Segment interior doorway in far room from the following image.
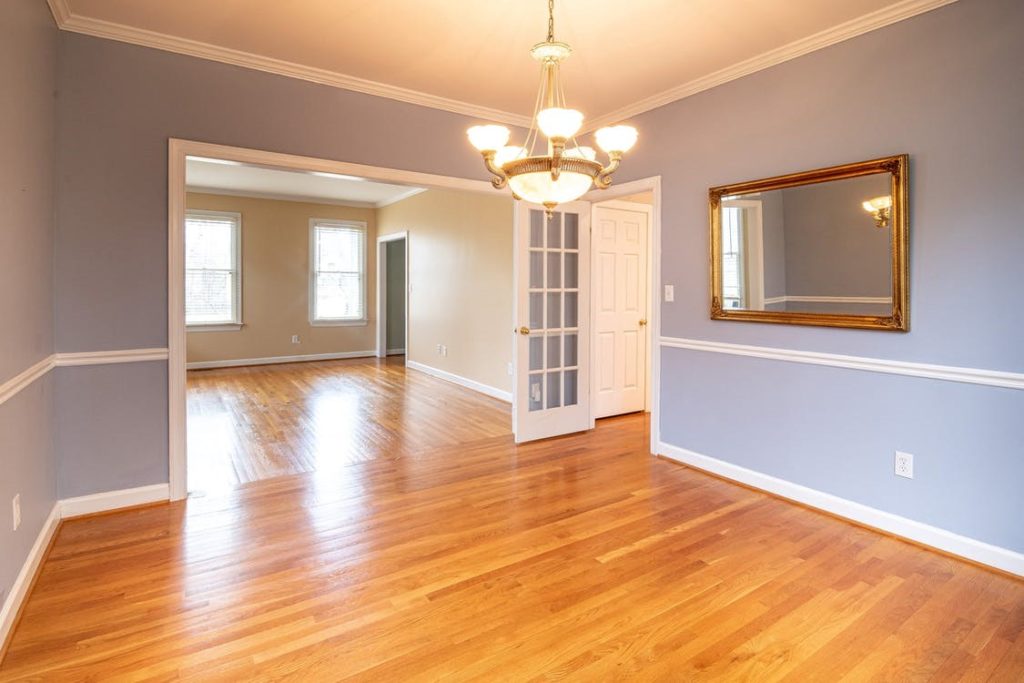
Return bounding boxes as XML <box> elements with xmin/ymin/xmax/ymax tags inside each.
<box><xmin>377</xmin><ymin>233</ymin><xmax>408</xmax><ymax>361</ymax></box>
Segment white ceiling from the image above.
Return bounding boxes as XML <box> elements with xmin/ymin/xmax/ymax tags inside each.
<box><xmin>186</xmin><ymin>157</ymin><xmax>426</xmax><ymax>208</ymax></box>
<box><xmin>52</xmin><ymin>0</ymin><xmax>956</xmax><ymax>129</ymax></box>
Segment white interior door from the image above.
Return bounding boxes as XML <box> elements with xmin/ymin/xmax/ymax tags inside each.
<box><xmin>593</xmin><ymin>204</ymin><xmax>649</xmax><ymax>418</ymax></box>
<box><xmin>513</xmin><ymin>202</ymin><xmax>591</xmax><ymax>443</ymax></box>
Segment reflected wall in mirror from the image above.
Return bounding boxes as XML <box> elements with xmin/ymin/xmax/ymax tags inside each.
<box><xmin>710</xmin><ymin>155</ymin><xmax>908</xmax><ymax>331</ymax></box>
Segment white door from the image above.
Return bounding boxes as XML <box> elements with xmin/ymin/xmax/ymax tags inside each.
<box><xmin>593</xmin><ymin>204</ymin><xmax>649</xmax><ymax>418</ymax></box>
<box><xmin>513</xmin><ymin>202</ymin><xmax>591</xmax><ymax>443</ymax></box>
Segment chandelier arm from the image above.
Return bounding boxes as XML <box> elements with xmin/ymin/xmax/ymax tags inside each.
<box><xmin>594</xmin><ymin>152</ymin><xmax>623</xmax><ymax>189</ymax></box>
<box><xmin>481</xmin><ymin>151</ymin><xmax>509</xmax><ymax>189</ymax></box>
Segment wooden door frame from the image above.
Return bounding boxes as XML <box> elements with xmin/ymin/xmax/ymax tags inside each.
<box><xmin>168</xmin><ymin>138</ymin><xmax>501</xmax><ymax>501</ymax></box>
<box><xmin>375</xmin><ymin>232</ymin><xmax>409</xmax><ymax>358</ymax></box>
<box><xmin>584</xmin><ymin>177</ymin><xmax>662</xmax><ymax>456</ymax></box>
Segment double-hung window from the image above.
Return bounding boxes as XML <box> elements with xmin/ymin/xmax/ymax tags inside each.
<box><xmin>185</xmin><ymin>210</ymin><xmax>242</xmax><ymax>328</ymax></box>
<box><xmin>310</xmin><ymin>219</ymin><xmax>367</xmax><ymax>324</ymax></box>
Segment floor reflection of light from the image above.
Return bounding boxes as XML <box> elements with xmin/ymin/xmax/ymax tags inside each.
<box><xmin>187</xmin><ymin>411</ymin><xmax>242</xmax><ymax>495</ymax></box>
<box><xmin>305</xmin><ymin>392</ymin><xmax>371</xmax><ymax>532</ymax></box>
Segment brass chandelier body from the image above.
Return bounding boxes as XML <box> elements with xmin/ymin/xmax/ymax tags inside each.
<box><xmin>467</xmin><ymin>0</ymin><xmax>638</xmax><ymax>213</ymax></box>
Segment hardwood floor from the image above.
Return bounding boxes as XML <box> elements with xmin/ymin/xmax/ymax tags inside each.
<box><xmin>3</xmin><ymin>362</ymin><xmax>1024</xmax><ymax>680</ymax></box>
<box><xmin>186</xmin><ymin>356</ymin><xmax>510</xmax><ymax>492</ymax></box>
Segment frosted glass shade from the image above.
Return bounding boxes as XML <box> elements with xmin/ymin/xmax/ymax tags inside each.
<box><xmin>862</xmin><ymin>196</ymin><xmax>892</xmax><ymax>212</ymax></box>
<box><xmin>537</xmin><ymin>108</ymin><xmax>584</xmax><ymax>140</ymax></box>
<box><xmin>595</xmin><ymin>125</ymin><xmax>638</xmax><ymax>154</ymax></box>
<box><xmin>494</xmin><ymin>145</ymin><xmax>526</xmax><ymax>168</ymax></box>
<box><xmin>508</xmin><ymin>170</ymin><xmax>593</xmax><ymax>206</ymax></box>
<box><xmin>467</xmin><ymin>125</ymin><xmax>511</xmax><ymax>152</ymax></box>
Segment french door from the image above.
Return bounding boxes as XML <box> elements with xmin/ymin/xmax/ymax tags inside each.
<box><xmin>513</xmin><ymin>202</ymin><xmax>591</xmax><ymax>443</ymax></box>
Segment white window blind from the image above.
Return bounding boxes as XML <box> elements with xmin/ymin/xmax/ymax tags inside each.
<box><xmin>721</xmin><ymin>206</ymin><xmax>744</xmax><ymax>309</ymax></box>
<box><xmin>311</xmin><ymin>221</ymin><xmax>366</xmax><ymax>322</ymax></box>
<box><xmin>185</xmin><ymin>211</ymin><xmax>241</xmax><ymax>325</ymax></box>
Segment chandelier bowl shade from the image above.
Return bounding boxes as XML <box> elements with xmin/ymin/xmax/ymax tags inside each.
<box><xmin>467</xmin><ymin>125</ymin><xmax>511</xmax><ymax>152</ymax></box>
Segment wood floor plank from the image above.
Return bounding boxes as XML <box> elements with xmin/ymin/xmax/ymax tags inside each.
<box><xmin>2</xmin><ymin>359</ymin><xmax>1022</xmax><ymax>680</ymax></box>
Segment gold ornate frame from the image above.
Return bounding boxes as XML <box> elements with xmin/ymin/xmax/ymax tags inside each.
<box><xmin>709</xmin><ymin>154</ymin><xmax>909</xmax><ymax>331</ymax></box>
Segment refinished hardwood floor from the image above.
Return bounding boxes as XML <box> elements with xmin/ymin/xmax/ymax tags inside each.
<box><xmin>2</xmin><ymin>360</ymin><xmax>1023</xmax><ymax>680</ymax></box>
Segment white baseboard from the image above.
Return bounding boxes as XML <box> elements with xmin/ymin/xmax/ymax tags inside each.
<box><xmin>186</xmin><ymin>350</ymin><xmax>375</xmax><ymax>370</ymax></box>
<box><xmin>405</xmin><ymin>360</ymin><xmax>512</xmax><ymax>403</ymax></box>
<box><xmin>59</xmin><ymin>483</ymin><xmax>170</xmax><ymax>518</ymax></box>
<box><xmin>386</xmin><ymin>348</ymin><xmax>406</xmax><ymax>356</ymax></box>
<box><xmin>0</xmin><ymin>503</ymin><xmax>60</xmax><ymax>651</ymax></box>
<box><xmin>658</xmin><ymin>441</ymin><xmax>1024</xmax><ymax>577</ymax></box>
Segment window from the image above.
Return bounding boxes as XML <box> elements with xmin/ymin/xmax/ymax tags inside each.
<box><xmin>721</xmin><ymin>206</ymin><xmax>745</xmax><ymax>309</ymax></box>
<box><xmin>185</xmin><ymin>211</ymin><xmax>241</xmax><ymax>327</ymax></box>
<box><xmin>310</xmin><ymin>220</ymin><xmax>366</xmax><ymax>324</ymax></box>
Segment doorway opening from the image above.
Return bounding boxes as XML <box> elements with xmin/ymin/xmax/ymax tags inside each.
<box><xmin>376</xmin><ymin>233</ymin><xmax>408</xmax><ymax>361</ymax></box>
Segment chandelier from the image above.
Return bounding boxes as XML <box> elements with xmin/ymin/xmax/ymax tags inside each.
<box><xmin>466</xmin><ymin>0</ymin><xmax>638</xmax><ymax>214</ymax></box>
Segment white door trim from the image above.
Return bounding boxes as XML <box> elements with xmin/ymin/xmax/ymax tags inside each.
<box><xmin>376</xmin><ymin>231</ymin><xmax>409</xmax><ymax>359</ymax></box>
<box><xmin>585</xmin><ymin>177</ymin><xmax>662</xmax><ymax>455</ymax></box>
<box><xmin>168</xmin><ymin>139</ymin><xmax>503</xmax><ymax>501</ymax></box>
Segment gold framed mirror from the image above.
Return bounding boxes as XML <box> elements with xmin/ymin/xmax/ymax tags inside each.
<box><xmin>709</xmin><ymin>154</ymin><xmax>909</xmax><ymax>331</ymax></box>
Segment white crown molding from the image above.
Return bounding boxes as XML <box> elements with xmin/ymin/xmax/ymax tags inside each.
<box><xmin>660</xmin><ymin>336</ymin><xmax>1024</xmax><ymax>391</ymax></box>
<box><xmin>585</xmin><ymin>0</ymin><xmax>960</xmax><ymax>131</ymax></box>
<box><xmin>658</xmin><ymin>441</ymin><xmax>1024</xmax><ymax>576</ymax></box>
<box><xmin>49</xmin><ymin>0</ymin><xmax>956</xmax><ymax>134</ymax></box>
<box><xmin>186</xmin><ymin>350</ymin><xmax>376</xmax><ymax>370</ymax></box>
<box><xmin>186</xmin><ymin>186</ymin><xmax>379</xmax><ymax>209</ymax></box>
<box><xmin>54</xmin><ymin>348</ymin><xmax>170</xmax><ymax>366</ymax></box>
<box><xmin>0</xmin><ymin>356</ymin><xmax>54</xmax><ymax>407</ymax></box>
<box><xmin>46</xmin><ymin>1</ymin><xmax>531</xmax><ymax>129</ymax></box>
<box><xmin>406</xmin><ymin>360</ymin><xmax>512</xmax><ymax>403</ymax></box>
<box><xmin>375</xmin><ymin>187</ymin><xmax>429</xmax><ymax>208</ymax></box>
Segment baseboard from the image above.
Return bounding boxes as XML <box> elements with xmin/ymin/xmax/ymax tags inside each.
<box><xmin>0</xmin><ymin>503</ymin><xmax>60</xmax><ymax>655</ymax></box>
<box><xmin>386</xmin><ymin>348</ymin><xmax>406</xmax><ymax>356</ymax></box>
<box><xmin>405</xmin><ymin>360</ymin><xmax>512</xmax><ymax>403</ymax></box>
<box><xmin>658</xmin><ymin>441</ymin><xmax>1024</xmax><ymax>577</ymax></box>
<box><xmin>186</xmin><ymin>350</ymin><xmax>375</xmax><ymax>370</ymax></box>
<box><xmin>59</xmin><ymin>483</ymin><xmax>170</xmax><ymax>518</ymax></box>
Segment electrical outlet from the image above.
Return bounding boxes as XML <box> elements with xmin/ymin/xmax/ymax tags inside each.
<box><xmin>894</xmin><ymin>451</ymin><xmax>914</xmax><ymax>479</ymax></box>
<box><xmin>664</xmin><ymin>284</ymin><xmax>675</xmax><ymax>302</ymax></box>
<box><xmin>441</xmin><ymin>345</ymin><xmax>448</xmax><ymax>357</ymax></box>
<box><xmin>436</xmin><ymin>343</ymin><xmax>443</xmax><ymax>355</ymax></box>
<box><xmin>291</xmin><ymin>335</ymin><xmax>300</xmax><ymax>344</ymax></box>
<box><xmin>12</xmin><ymin>494</ymin><xmax>20</xmax><ymax>531</ymax></box>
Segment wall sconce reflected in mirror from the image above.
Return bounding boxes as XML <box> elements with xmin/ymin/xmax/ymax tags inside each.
<box><xmin>862</xmin><ymin>195</ymin><xmax>892</xmax><ymax>228</ymax></box>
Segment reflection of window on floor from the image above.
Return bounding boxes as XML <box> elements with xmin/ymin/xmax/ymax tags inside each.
<box><xmin>185</xmin><ymin>210</ymin><xmax>241</xmax><ymax>326</ymax></box>
<box><xmin>310</xmin><ymin>219</ymin><xmax>367</xmax><ymax>324</ymax></box>
<box><xmin>721</xmin><ymin>206</ymin><xmax>744</xmax><ymax>309</ymax></box>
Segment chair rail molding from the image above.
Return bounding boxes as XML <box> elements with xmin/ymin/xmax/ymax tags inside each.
<box><xmin>660</xmin><ymin>337</ymin><xmax>1024</xmax><ymax>391</ymax></box>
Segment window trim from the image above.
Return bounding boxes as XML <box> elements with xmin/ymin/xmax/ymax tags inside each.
<box><xmin>185</xmin><ymin>209</ymin><xmax>243</xmax><ymax>330</ymax></box>
<box><xmin>309</xmin><ymin>218</ymin><xmax>368</xmax><ymax>326</ymax></box>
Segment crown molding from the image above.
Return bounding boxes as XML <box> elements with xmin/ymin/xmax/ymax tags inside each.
<box><xmin>45</xmin><ymin>0</ymin><xmax>531</xmax><ymax>129</ymax></box>
<box><xmin>49</xmin><ymin>0</ymin><xmax>957</xmax><ymax>134</ymax></box>
<box><xmin>585</xmin><ymin>0</ymin><xmax>960</xmax><ymax>131</ymax></box>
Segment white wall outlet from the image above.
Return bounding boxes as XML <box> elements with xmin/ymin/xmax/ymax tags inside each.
<box><xmin>291</xmin><ymin>335</ymin><xmax>300</xmax><ymax>344</ymax></box>
<box><xmin>436</xmin><ymin>343</ymin><xmax>443</xmax><ymax>356</ymax></box>
<box><xmin>12</xmin><ymin>494</ymin><xmax>20</xmax><ymax>531</ymax></box>
<box><xmin>664</xmin><ymin>284</ymin><xmax>675</xmax><ymax>302</ymax></box>
<box><xmin>895</xmin><ymin>451</ymin><xmax>914</xmax><ymax>479</ymax></box>
<box><xmin>441</xmin><ymin>345</ymin><xmax>448</xmax><ymax>357</ymax></box>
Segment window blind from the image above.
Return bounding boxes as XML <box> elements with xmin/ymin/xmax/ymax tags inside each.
<box><xmin>185</xmin><ymin>212</ymin><xmax>240</xmax><ymax>325</ymax></box>
<box><xmin>312</xmin><ymin>223</ymin><xmax>365</xmax><ymax>321</ymax></box>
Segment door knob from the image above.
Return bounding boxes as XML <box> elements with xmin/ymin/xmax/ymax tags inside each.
<box><xmin>518</xmin><ymin>326</ymin><xmax>531</xmax><ymax>335</ymax></box>
<box><xmin>639</xmin><ymin>319</ymin><xmax>648</xmax><ymax>327</ymax></box>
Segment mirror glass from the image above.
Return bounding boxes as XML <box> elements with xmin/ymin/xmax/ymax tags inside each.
<box><xmin>719</xmin><ymin>173</ymin><xmax>892</xmax><ymax>316</ymax></box>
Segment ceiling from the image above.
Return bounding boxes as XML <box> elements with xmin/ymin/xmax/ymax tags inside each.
<box><xmin>53</xmin><ymin>0</ymin><xmax>955</xmax><ymax>129</ymax></box>
<box><xmin>186</xmin><ymin>157</ymin><xmax>426</xmax><ymax>208</ymax></box>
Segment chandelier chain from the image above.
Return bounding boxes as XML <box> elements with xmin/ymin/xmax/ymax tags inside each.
<box><xmin>547</xmin><ymin>0</ymin><xmax>555</xmax><ymax>42</ymax></box>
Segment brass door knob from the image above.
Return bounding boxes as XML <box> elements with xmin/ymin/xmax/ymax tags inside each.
<box><xmin>518</xmin><ymin>326</ymin><xmax>531</xmax><ymax>335</ymax></box>
<box><xmin>639</xmin><ymin>319</ymin><xmax>648</xmax><ymax>327</ymax></box>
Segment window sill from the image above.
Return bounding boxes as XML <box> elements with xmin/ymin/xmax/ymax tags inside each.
<box><xmin>187</xmin><ymin>323</ymin><xmax>243</xmax><ymax>333</ymax></box>
<box><xmin>310</xmin><ymin>319</ymin><xmax>368</xmax><ymax>327</ymax></box>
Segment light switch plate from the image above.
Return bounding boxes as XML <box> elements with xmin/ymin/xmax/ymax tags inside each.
<box><xmin>664</xmin><ymin>285</ymin><xmax>675</xmax><ymax>302</ymax></box>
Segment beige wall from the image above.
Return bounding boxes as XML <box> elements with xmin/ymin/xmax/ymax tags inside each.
<box><xmin>185</xmin><ymin>193</ymin><xmax>376</xmax><ymax>363</ymax></box>
<box><xmin>377</xmin><ymin>189</ymin><xmax>514</xmax><ymax>393</ymax></box>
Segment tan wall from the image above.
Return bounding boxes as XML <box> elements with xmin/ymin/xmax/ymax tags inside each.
<box><xmin>377</xmin><ymin>189</ymin><xmax>513</xmax><ymax>393</ymax></box>
<box><xmin>185</xmin><ymin>193</ymin><xmax>376</xmax><ymax>363</ymax></box>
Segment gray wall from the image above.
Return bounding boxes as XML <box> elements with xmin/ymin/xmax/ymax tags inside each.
<box><xmin>54</xmin><ymin>31</ymin><xmax>518</xmax><ymax>495</ymax></box>
<box><xmin>619</xmin><ymin>0</ymin><xmax>1024</xmax><ymax>551</ymax></box>
<box><xmin>386</xmin><ymin>240</ymin><xmax>406</xmax><ymax>351</ymax></box>
<box><xmin>760</xmin><ymin>191</ymin><xmax>786</xmax><ymax>301</ymax></box>
<box><xmin>0</xmin><ymin>0</ymin><xmax>57</xmax><ymax>607</ymax></box>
